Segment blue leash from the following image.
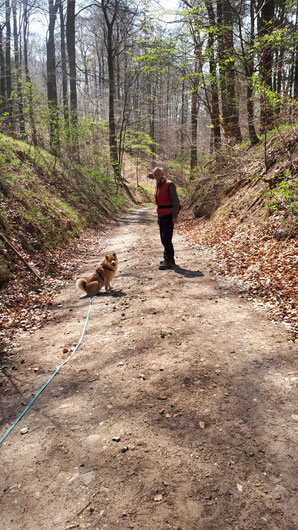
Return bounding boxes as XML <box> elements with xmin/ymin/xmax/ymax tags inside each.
<box><xmin>0</xmin><ymin>296</ymin><xmax>94</xmax><ymax>446</ymax></box>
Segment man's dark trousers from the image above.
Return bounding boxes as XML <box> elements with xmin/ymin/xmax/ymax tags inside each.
<box><xmin>158</xmin><ymin>214</ymin><xmax>174</xmax><ymax>262</ymax></box>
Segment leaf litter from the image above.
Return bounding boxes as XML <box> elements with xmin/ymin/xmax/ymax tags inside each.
<box><xmin>179</xmin><ymin>214</ymin><xmax>297</xmax><ymax>341</ymax></box>
<box><xmin>0</xmin><ymin>225</ymin><xmax>113</xmax><ymax>356</ymax></box>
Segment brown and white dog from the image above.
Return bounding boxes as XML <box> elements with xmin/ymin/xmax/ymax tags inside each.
<box><xmin>76</xmin><ymin>252</ymin><xmax>118</xmax><ymax>296</ymax></box>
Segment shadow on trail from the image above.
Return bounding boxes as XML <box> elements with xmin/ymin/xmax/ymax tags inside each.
<box><xmin>120</xmin><ymin>216</ymin><xmax>154</xmax><ymax>226</ymax></box>
<box><xmin>99</xmin><ymin>289</ymin><xmax>127</xmax><ymax>298</ymax></box>
<box><xmin>173</xmin><ymin>265</ymin><xmax>204</xmax><ymax>278</ymax></box>
<box><xmin>78</xmin><ymin>289</ymin><xmax>126</xmax><ymax>299</ymax></box>
<box><xmin>74</xmin><ymin>289</ymin><xmax>127</xmax><ymax>303</ymax></box>
<box><xmin>118</xmin><ymin>210</ymin><xmax>155</xmax><ymax>226</ymax></box>
<box><xmin>0</xmin><ymin>366</ymin><xmax>24</xmax><ymax>398</ymax></box>
<box><xmin>2</xmin><ymin>318</ymin><xmax>296</xmax><ymax>529</ymax></box>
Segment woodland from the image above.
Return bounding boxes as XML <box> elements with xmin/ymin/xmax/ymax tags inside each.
<box><xmin>0</xmin><ymin>2</ymin><xmax>298</xmax><ymax>528</ymax></box>
<box><xmin>0</xmin><ymin>0</ymin><xmax>297</xmax><ymax>337</ymax></box>
<box><xmin>0</xmin><ymin>0</ymin><xmax>297</xmax><ymax>176</ymax></box>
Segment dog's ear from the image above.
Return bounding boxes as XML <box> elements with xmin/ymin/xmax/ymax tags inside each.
<box><xmin>105</xmin><ymin>255</ymin><xmax>109</xmax><ymax>261</ymax></box>
<box><xmin>113</xmin><ymin>252</ymin><xmax>116</xmax><ymax>257</ymax></box>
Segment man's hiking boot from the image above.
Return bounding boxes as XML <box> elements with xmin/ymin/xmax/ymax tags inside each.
<box><xmin>159</xmin><ymin>260</ymin><xmax>173</xmax><ymax>270</ymax></box>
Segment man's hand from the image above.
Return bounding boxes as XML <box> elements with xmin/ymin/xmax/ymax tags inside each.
<box><xmin>172</xmin><ymin>218</ymin><xmax>178</xmax><ymax>228</ymax></box>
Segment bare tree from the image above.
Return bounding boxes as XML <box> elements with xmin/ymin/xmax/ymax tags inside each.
<box><xmin>12</xmin><ymin>0</ymin><xmax>25</xmax><ymax>137</ymax></box>
<box><xmin>47</xmin><ymin>0</ymin><xmax>60</xmax><ymax>153</ymax></box>
<box><xmin>5</xmin><ymin>0</ymin><xmax>12</xmax><ymax>129</ymax></box>
<box><xmin>59</xmin><ymin>0</ymin><xmax>69</xmax><ymax>126</ymax></box>
<box><xmin>23</xmin><ymin>0</ymin><xmax>37</xmax><ymax>145</ymax></box>
<box><xmin>66</xmin><ymin>0</ymin><xmax>79</xmax><ymax>159</ymax></box>
<box><xmin>0</xmin><ymin>23</ymin><xmax>6</xmax><ymax>120</ymax></box>
<box><xmin>258</xmin><ymin>0</ymin><xmax>274</xmax><ymax>132</ymax></box>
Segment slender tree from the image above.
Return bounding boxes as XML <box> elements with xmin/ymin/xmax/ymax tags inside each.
<box><xmin>47</xmin><ymin>0</ymin><xmax>60</xmax><ymax>153</ymax></box>
<box><xmin>205</xmin><ymin>0</ymin><xmax>221</xmax><ymax>151</ymax></box>
<box><xmin>0</xmin><ymin>24</ymin><xmax>6</xmax><ymax>120</ymax></box>
<box><xmin>5</xmin><ymin>0</ymin><xmax>12</xmax><ymax>129</ymax></box>
<box><xmin>258</xmin><ymin>0</ymin><xmax>275</xmax><ymax>132</ymax></box>
<box><xmin>237</xmin><ymin>0</ymin><xmax>259</xmax><ymax>145</ymax></box>
<box><xmin>12</xmin><ymin>0</ymin><xmax>25</xmax><ymax>137</ymax></box>
<box><xmin>59</xmin><ymin>0</ymin><xmax>69</xmax><ymax>126</ymax></box>
<box><xmin>294</xmin><ymin>5</ymin><xmax>298</xmax><ymax>101</ymax></box>
<box><xmin>23</xmin><ymin>0</ymin><xmax>37</xmax><ymax>145</ymax></box>
<box><xmin>66</xmin><ymin>0</ymin><xmax>79</xmax><ymax>159</ymax></box>
<box><xmin>218</xmin><ymin>0</ymin><xmax>242</xmax><ymax>143</ymax></box>
<box><xmin>101</xmin><ymin>0</ymin><xmax>121</xmax><ymax>182</ymax></box>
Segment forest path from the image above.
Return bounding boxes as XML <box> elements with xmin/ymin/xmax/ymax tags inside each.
<box><xmin>0</xmin><ymin>207</ymin><xmax>297</xmax><ymax>530</ymax></box>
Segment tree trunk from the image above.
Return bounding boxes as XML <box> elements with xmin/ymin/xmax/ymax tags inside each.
<box><xmin>102</xmin><ymin>0</ymin><xmax>120</xmax><ymax>182</ymax></box>
<box><xmin>190</xmin><ymin>86</ymin><xmax>199</xmax><ymax>180</ymax></box>
<box><xmin>150</xmin><ymin>76</ymin><xmax>156</xmax><ymax>161</ymax></box>
<box><xmin>80</xmin><ymin>45</ymin><xmax>89</xmax><ymax>97</ymax></box>
<box><xmin>5</xmin><ymin>0</ymin><xmax>12</xmax><ymax>131</ymax></box>
<box><xmin>0</xmin><ymin>26</ymin><xmax>6</xmax><ymax>120</ymax></box>
<box><xmin>180</xmin><ymin>78</ymin><xmax>187</xmax><ymax>153</ymax></box>
<box><xmin>23</xmin><ymin>0</ymin><xmax>37</xmax><ymax>145</ymax></box>
<box><xmin>246</xmin><ymin>0</ymin><xmax>259</xmax><ymax>145</ymax></box>
<box><xmin>95</xmin><ymin>41</ymin><xmax>102</xmax><ymax>117</ymax></box>
<box><xmin>247</xmin><ymin>82</ymin><xmax>259</xmax><ymax>145</ymax></box>
<box><xmin>294</xmin><ymin>7</ymin><xmax>298</xmax><ymax>101</ymax></box>
<box><xmin>47</xmin><ymin>0</ymin><xmax>59</xmax><ymax>154</ymax></box>
<box><xmin>258</xmin><ymin>0</ymin><xmax>274</xmax><ymax>132</ymax></box>
<box><xmin>217</xmin><ymin>0</ymin><xmax>229</xmax><ymax>141</ymax></box>
<box><xmin>107</xmin><ymin>22</ymin><xmax>120</xmax><ymax>180</ymax></box>
<box><xmin>116</xmin><ymin>26</ymin><xmax>121</xmax><ymax>101</ymax></box>
<box><xmin>205</xmin><ymin>0</ymin><xmax>221</xmax><ymax>151</ymax></box>
<box><xmin>217</xmin><ymin>0</ymin><xmax>242</xmax><ymax>144</ymax></box>
<box><xmin>59</xmin><ymin>0</ymin><xmax>69</xmax><ymax>126</ymax></box>
<box><xmin>66</xmin><ymin>0</ymin><xmax>79</xmax><ymax>160</ymax></box>
<box><xmin>13</xmin><ymin>0</ymin><xmax>25</xmax><ymax>138</ymax></box>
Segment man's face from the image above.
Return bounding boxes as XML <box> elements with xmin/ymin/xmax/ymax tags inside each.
<box><xmin>153</xmin><ymin>170</ymin><xmax>164</xmax><ymax>183</ymax></box>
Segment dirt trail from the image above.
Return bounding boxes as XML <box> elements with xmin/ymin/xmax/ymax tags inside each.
<box><xmin>0</xmin><ymin>207</ymin><xmax>297</xmax><ymax>530</ymax></box>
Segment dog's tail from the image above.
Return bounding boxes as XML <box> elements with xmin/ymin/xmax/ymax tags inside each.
<box><xmin>76</xmin><ymin>278</ymin><xmax>87</xmax><ymax>292</ymax></box>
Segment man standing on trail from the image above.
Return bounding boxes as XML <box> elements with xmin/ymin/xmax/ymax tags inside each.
<box><xmin>153</xmin><ymin>167</ymin><xmax>180</xmax><ymax>270</ymax></box>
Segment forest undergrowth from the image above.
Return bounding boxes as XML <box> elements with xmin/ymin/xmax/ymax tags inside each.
<box><xmin>179</xmin><ymin>125</ymin><xmax>298</xmax><ymax>341</ymax></box>
<box><xmin>179</xmin><ymin>215</ymin><xmax>297</xmax><ymax>341</ymax></box>
<box><xmin>0</xmin><ymin>225</ymin><xmax>114</xmax><ymax>357</ymax></box>
<box><xmin>0</xmin><ymin>135</ymin><xmax>150</xmax><ymax>357</ymax></box>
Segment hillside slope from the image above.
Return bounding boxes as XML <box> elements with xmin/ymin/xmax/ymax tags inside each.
<box><xmin>179</xmin><ymin>125</ymin><xmax>298</xmax><ymax>340</ymax></box>
<box><xmin>0</xmin><ymin>135</ymin><xmax>150</xmax><ymax>286</ymax></box>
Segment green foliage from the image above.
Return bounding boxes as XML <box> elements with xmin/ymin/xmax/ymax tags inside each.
<box><xmin>0</xmin><ymin>134</ymin><xmax>134</xmax><ymax>260</ymax></box>
<box><xmin>80</xmin><ymin>165</ymin><xmax>124</xmax><ymax>214</ymax></box>
<box><xmin>256</xmin><ymin>27</ymin><xmax>296</xmax><ymax>50</ymax></box>
<box><xmin>252</xmin><ymin>74</ymin><xmax>298</xmax><ymax>116</ymax></box>
<box><xmin>137</xmin><ymin>184</ymin><xmax>154</xmax><ymax>200</ymax></box>
<box><xmin>78</xmin><ymin>117</ymin><xmax>110</xmax><ymax>170</ymax></box>
<box><xmin>168</xmin><ymin>153</ymin><xmax>188</xmax><ymax>171</ymax></box>
<box><xmin>168</xmin><ymin>154</ymin><xmax>190</xmax><ymax>185</ymax></box>
<box><xmin>266</xmin><ymin>170</ymin><xmax>298</xmax><ymax>216</ymax></box>
<box><xmin>122</xmin><ymin>129</ymin><xmax>155</xmax><ymax>157</ymax></box>
<box><xmin>257</xmin><ymin>124</ymin><xmax>294</xmax><ymax>144</ymax></box>
<box><xmin>131</xmin><ymin>32</ymin><xmax>177</xmax><ymax>74</ymax></box>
